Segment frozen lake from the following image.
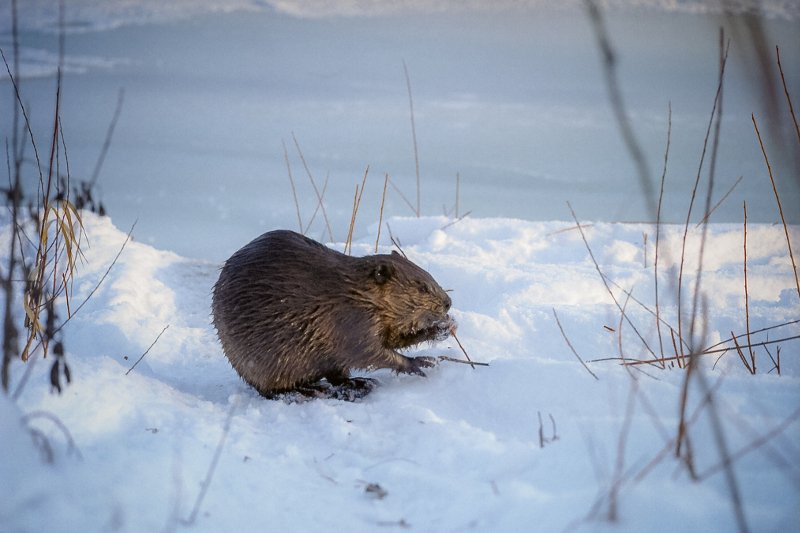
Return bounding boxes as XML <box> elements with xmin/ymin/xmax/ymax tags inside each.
<box><xmin>1</xmin><ymin>2</ymin><xmax>798</xmax><ymax>260</ymax></box>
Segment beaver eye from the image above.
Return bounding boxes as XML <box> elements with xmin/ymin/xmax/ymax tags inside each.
<box><xmin>419</xmin><ymin>284</ymin><xmax>430</xmax><ymax>294</ymax></box>
<box><xmin>373</xmin><ymin>264</ymin><xmax>393</xmax><ymax>285</ymax></box>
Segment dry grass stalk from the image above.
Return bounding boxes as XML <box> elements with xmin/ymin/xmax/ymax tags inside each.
<box><xmin>440</xmin><ymin>210</ymin><xmax>472</xmax><ymax>231</ymax></box>
<box><xmin>585</xmin><ymin>0</ymin><xmax>657</xmax><ymax>213</ymax></box>
<box><xmin>697</xmin><ymin>406</ymin><xmax>800</xmax><ymax>482</ymax></box>
<box><xmin>292</xmin><ymin>133</ymin><xmax>333</xmax><ymax>241</ymax></box>
<box><xmin>763</xmin><ymin>344</ymin><xmax>781</xmax><ymax>375</ymax></box>
<box><xmin>304</xmin><ymin>172</ymin><xmax>329</xmax><ymax>236</ymax></box>
<box><xmin>455</xmin><ymin>172</ymin><xmax>460</xmax><ymax>219</ymax></box>
<box><xmin>552</xmin><ymin>307</ymin><xmax>599</xmax><ymax>380</ymax></box>
<box><xmin>608</xmin><ymin>378</ymin><xmax>637</xmax><ymax>522</ymax></box>
<box><xmin>696</xmin><ymin>175</ymin><xmax>744</xmax><ymax>227</ymax></box>
<box><xmin>567</xmin><ymin>202</ymin><xmax>658</xmax><ymax>362</ymax></box>
<box><xmin>451</xmin><ymin>331</ymin><xmax>476</xmax><ymax>370</ymax></box>
<box><xmin>345</xmin><ymin>166</ymin><xmax>370</xmax><ymax>255</ymax></box>
<box><xmin>183</xmin><ymin>399</ymin><xmax>238</xmax><ymax>526</ymax></box>
<box><xmin>89</xmin><ymin>88</ymin><xmax>124</xmax><ymax>188</ymax></box>
<box><xmin>677</xmin><ymin>38</ymin><xmax>728</xmax><ymax>362</ymax></box>
<box><xmin>282</xmin><ymin>139</ymin><xmax>303</xmax><ymax>233</ymax></box>
<box><xmin>437</xmin><ymin>355</ymin><xmax>488</xmax><ymax>367</ymax></box>
<box><xmin>403</xmin><ymin>60</ymin><xmax>421</xmax><ymax>217</ymax></box>
<box><xmin>742</xmin><ymin>201</ymin><xmax>756</xmax><ymax>373</ymax></box>
<box><xmin>731</xmin><ymin>332</ymin><xmax>754</xmax><ymax>374</ymax></box>
<box><xmin>591</xmin><ymin>333</ymin><xmax>800</xmax><ymax>367</ymax></box>
<box><xmin>389</xmin><ymin>176</ymin><xmax>417</xmax><ymax>215</ymax></box>
<box><xmin>125</xmin><ymin>325</ymin><xmax>170</xmax><ymax>376</ymax></box>
<box><xmin>345</xmin><ymin>185</ymin><xmax>359</xmax><ymax>255</ymax></box>
<box><xmin>752</xmin><ymin>113</ymin><xmax>800</xmax><ymax>301</ymax></box>
<box><xmin>375</xmin><ymin>173</ymin><xmax>389</xmax><ymax>253</ymax></box>
<box><xmin>775</xmin><ymin>46</ymin><xmax>800</xmax><ymax>146</ymax></box>
<box><xmin>654</xmin><ymin>103</ymin><xmax>671</xmax><ymax>366</ymax></box>
<box><xmin>12</xmin><ymin>221</ymin><xmax>137</xmax><ymax>401</ymax></box>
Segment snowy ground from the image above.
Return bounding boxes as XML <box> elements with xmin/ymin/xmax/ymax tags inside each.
<box><xmin>1</xmin><ymin>212</ymin><xmax>798</xmax><ymax>532</ymax></box>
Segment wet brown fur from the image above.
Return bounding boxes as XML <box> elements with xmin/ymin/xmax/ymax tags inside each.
<box><xmin>212</xmin><ymin>230</ymin><xmax>453</xmax><ymax>397</ymax></box>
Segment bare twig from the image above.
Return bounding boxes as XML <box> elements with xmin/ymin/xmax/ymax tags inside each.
<box><xmin>403</xmin><ymin>60</ymin><xmax>421</xmax><ymax>217</ymax></box>
<box><xmin>440</xmin><ymin>211</ymin><xmax>472</xmax><ymax>231</ymax></box>
<box><xmin>125</xmin><ymin>325</ymin><xmax>169</xmax><ymax>376</ymax></box>
<box><xmin>89</xmin><ymin>88</ymin><xmax>124</xmax><ymax>188</ymax></box>
<box><xmin>676</xmin><ymin>36</ymin><xmax>729</xmax><ymax>361</ymax></box>
<box><xmin>304</xmin><ymin>172</ymin><xmax>329</xmax><ymax>236</ymax></box>
<box><xmin>21</xmin><ymin>409</ymin><xmax>83</xmax><ymax>459</ymax></box>
<box><xmin>389</xmin><ymin>176</ymin><xmax>417</xmax><ymax>216</ymax></box>
<box><xmin>752</xmin><ymin>114</ymin><xmax>800</xmax><ymax>302</ymax></box>
<box><xmin>451</xmin><ymin>331</ymin><xmax>476</xmax><ymax>370</ymax></box>
<box><xmin>567</xmin><ymin>202</ymin><xmax>657</xmax><ymax>361</ymax></box>
<box><xmin>183</xmin><ymin>399</ymin><xmax>238</xmax><ymax>526</ymax></box>
<box><xmin>552</xmin><ymin>307</ymin><xmax>599</xmax><ymax>380</ymax></box>
<box><xmin>292</xmin><ymin>133</ymin><xmax>332</xmax><ymax>241</ymax></box>
<box><xmin>743</xmin><ymin>202</ymin><xmax>755</xmax><ymax>373</ymax></box>
<box><xmin>731</xmin><ymin>331</ymin><xmax>754</xmax><ymax>374</ymax></box>
<box><xmin>698</xmin><ymin>407</ymin><xmax>800</xmax><ymax>482</ymax></box>
<box><xmin>375</xmin><ymin>173</ymin><xmax>389</xmax><ymax>253</ymax></box>
<box><xmin>345</xmin><ymin>185</ymin><xmax>359</xmax><ymax>255</ymax></box>
<box><xmin>654</xmin><ymin>103</ymin><xmax>672</xmax><ymax>366</ymax></box>
<box><xmin>437</xmin><ymin>356</ymin><xmax>488</xmax><ymax>367</ymax></box>
<box><xmin>589</xmin><ymin>334</ymin><xmax>800</xmax><ymax>366</ymax></box>
<box><xmin>345</xmin><ymin>166</ymin><xmax>369</xmax><ymax>255</ymax></box>
<box><xmin>775</xmin><ymin>46</ymin><xmax>800</xmax><ymax>146</ymax></box>
<box><xmin>696</xmin><ymin>175</ymin><xmax>744</xmax><ymax>227</ymax></box>
<box><xmin>282</xmin><ymin>139</ymin><xmax>303</xmax><ymax>233</ymax></box>
<box><xmin>608</xmin><ymin>378</ymin><xmax>637</xmax><ymax>521</ymax></box>
<box><xmin>454</xmin><ymin>172</ymin><xmax>460</xmax><ymax>219</ymax></box>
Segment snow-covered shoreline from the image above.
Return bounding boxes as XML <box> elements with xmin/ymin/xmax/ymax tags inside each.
<box><xmin>2</xmin><ymin>212</ymin><xmax>798</xmax><ymax>532</ymax></box>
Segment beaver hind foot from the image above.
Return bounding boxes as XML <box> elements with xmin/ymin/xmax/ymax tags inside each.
<box><xmin>267</xmin><ymin>377</ymin><xmax>380</xmax><ymax>402</ymax></box>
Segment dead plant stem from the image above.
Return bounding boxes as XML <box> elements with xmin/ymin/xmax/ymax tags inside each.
<box><xmin>752</xmin><ymin>114</ymin><xmax>800</xmax><ymax>301</ymax></box>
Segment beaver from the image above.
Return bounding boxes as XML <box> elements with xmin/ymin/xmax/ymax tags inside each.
<box><xmin>211</xmin><ymin>230</ymin><xmax>454</xmax><ymax>399</ymax></box>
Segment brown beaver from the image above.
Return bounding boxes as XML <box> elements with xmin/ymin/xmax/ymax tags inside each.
<box><xmin>211</xmin><ymin>230</ymin><xmax>454</xmax><ymax>399</ymax></box>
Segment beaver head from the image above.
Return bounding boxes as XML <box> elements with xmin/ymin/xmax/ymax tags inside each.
<box><xmin>351</xmin><ymin>250</ymin><xmax>454</xmax><ymax>350</ymax></box>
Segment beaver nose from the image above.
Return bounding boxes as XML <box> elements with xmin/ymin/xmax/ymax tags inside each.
<box><xmin>443</xmin><ymin>293</ymin><xmax>452</xmax><ymax>311</ymax></box>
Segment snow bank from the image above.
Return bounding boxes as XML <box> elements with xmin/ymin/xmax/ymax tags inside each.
<box><xmin>1</xmin><ymin>213</ymin><xmax>798</xmax><ymax>532</ymax></box>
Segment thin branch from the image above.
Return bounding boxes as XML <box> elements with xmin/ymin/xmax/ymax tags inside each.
<box><xmin>89</xmin><ymin>88</ymin><xmax>124</xmax><ymax>188</ymax></box>
<box><xmin>125</xmin><ymin>325</ymin><xmax>169</xmax><ymax>376</ymax></box>
<box><xmin>585</xmin><ymin>0</ymin><xmax>656</xmax><ymax>214</ymax></box>
<box><xmin>567</xmin><ymin>202</ymin><xmax>657</xmax><ymax>361</ymax></box>
<box><xmin>451</xmin><ymin>331</ymin><xmax>476</xmax><ymax>370</ymax></box>
<box><xmin>752</xmin><ymin>113</ymin><xmax>800</xmax><ymax>302</ymax></box>
<box><xmin>697</xmin><ymin>407</ymin><xmax>800</xmax><ymax>482</ymax></box>
<box><xmin>696</xmin><ymin>175</ymin><xmax>744</xmax><ymax>227</ymax></box>
<box><xmin>292</xmin><ymin>133</ymin><xmax>332</xmax><ymax>241</ymax></box>
<box><xmin>587</xmin><ymin>334</ymin><xmax>800</xmax><ymax>366</ymax></box>
<box><xmin>552</xmin><ymin>307</ymin><xmax>599</xmax><ymax>380</ymax></box>
<box><xmin>654</xmin><ymin>103</ymin><xmax>672</xmax><ymax>365</ymax></box>
<box><xmin>389</xmin><ymin>176</ymin><xmax>417</xmax><ymax>216</ymax></box>
<box><xmin>402</xmin><ymin>60</ymin><xmax>421</xmax><ymax>217</ymax></box>
<box><xmin>375</xmin><ymin>173</ymin><xmax>389</xmax><ymax>253</ymax></box>
<box><xmin>775</xmin><ymin>46</ymin><xmax>800</xmax><ymax>146</ymax></box>
<box><xmin>282</xmin><ymin>139</ymin><xmax>303</xmax><ymax>233</ymax></box>
<box><xmin>183</xmin><ymin>399</ymin><xmax>238</xmax><ymax>526</ymax></box>
<box><xmin>743</xmin><ymin>202</ymin><xmax>755</xmax><ymax>373</ymax></box>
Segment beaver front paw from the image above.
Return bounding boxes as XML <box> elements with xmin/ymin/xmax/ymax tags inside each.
<box><xmin>397</xmin><ymin>355</ymin><xmax>437</xmax><ymax>376</ymax></box>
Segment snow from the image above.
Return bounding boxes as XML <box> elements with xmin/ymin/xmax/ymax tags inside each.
<box><xmin>2</xmin><ymin>212</ymin><xmax>798</xmax><ymax>532</ymax></box>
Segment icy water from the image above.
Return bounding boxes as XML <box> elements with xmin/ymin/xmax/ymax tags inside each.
<box><xmin>1</xmin><ymin>6</ymin><xmax>798</xmax><ymax>260</ymax></box>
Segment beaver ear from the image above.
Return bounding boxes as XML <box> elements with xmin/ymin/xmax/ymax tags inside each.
<box><xmin>373</xmin><ymin>263</ymin><xmax>394</xmax><ymax>285</ymax></box>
